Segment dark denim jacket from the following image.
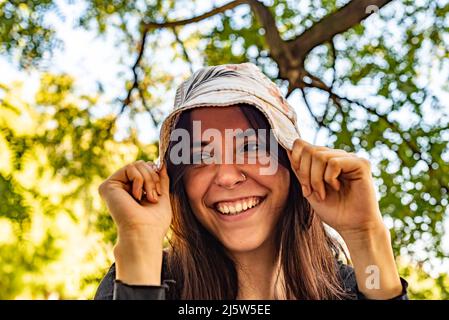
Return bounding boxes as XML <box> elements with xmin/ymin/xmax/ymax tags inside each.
<box><xmin>94</xmin><ymin>258</ymin><xmax>408</xmax><ymax>300</ymax></box>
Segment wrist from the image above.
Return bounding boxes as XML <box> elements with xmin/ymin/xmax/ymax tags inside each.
<box><xmin>340</xmin><ymin>224</ymin><xmax>403</xmax><ymax>299</ymax></box>
<box><xmin>117</xmin><ymin>225</ymin><xmax>167</xmax><ymax>242</ymax></box>
<box><xmin>114</xmin><ymin>236</ymin><xmax>165</xmax><ymax>285</ymax></box>
<box><xmin>339</xmin><ymin>222</ymin><xmax>389</xmax><ymax>248</ymax></box>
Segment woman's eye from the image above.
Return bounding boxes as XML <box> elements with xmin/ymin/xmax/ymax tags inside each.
<box><xmin>201</xmin><ymin>152</ymin><xmax>213</xmax><ymax>159</ymax></box>
<box><xmin>193</xmin><ymin>151</ymin><xmax>213</xmax><ymax>161</ymax></box>
<box><xmin>243</xmin><ymin>142</ymin><xmax>259</xmax><ymax>153</ymax></box>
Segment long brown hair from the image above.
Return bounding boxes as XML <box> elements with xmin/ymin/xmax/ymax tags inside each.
<box><xmin>164</xmin><ymin>104</ymin><xmax>347</xmax><ymax>299</ymax></box>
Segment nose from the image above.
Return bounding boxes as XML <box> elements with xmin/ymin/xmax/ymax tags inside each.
<box><xmin>213</xmin><ymin>164</ymin><xmax>246</xmax><ymax>190</ymax></box>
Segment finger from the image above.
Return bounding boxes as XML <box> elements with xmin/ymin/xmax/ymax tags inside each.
<box><xmin>290</xmin><ymin>139</ymin><xmax>342</xmax><ymax>198</ymax></box>
<box><xmin>308</xmin><ymin>147</ymin><xmax>333</xmax><ymax>200</ymax></box>
<box><xmin>288</xmin><ymin>139</ymin><xmax>305</xmax><ymax>171</ymax></box>
<box><xmin>158</xmin><ymin>162</ymin><xmax>170</xmax><ymax>195</ymax></box>
<box><xmin>107</xmin><ymin>164</ymin><xmax>135</xmax><ymax>186</ymax></box>
<box><xmin>135</xmin><ymin>161</ymin><xmax>158</xmax><ymax>203</ymax></box>
<box><xmin>146</xmin><ymin>162</ymin><xmax>162</xmax><ymax>196</ymax></box>
<box><xmin>125</xmin><ymin>164</ymin><xmax>144</xmax><ymax>200</ymax></box>
<box><xmin>324</xmin><ymin>157</ymin><xmax>343</xmax><ymax>192</ymax></box>
<box><xmin>313</xmin><ymin>151</ymin><xmax>349</xmax><ymax>198</ymax></box>
<box><xmin>337</xmin><ymin>156</ymin><xmax>372</xmax><ymax>177</ymax></box>
<box><xmin>296</xmin><ymin>145</ymin><xmax>312</xmax><ymax>197</ymax></box>
<box><xmin>323</xmin><ymin>155</ymin><xmax>370</xmax><ymax>190</ymax></box>
<box><xmin>289</xmin><ymin>138</ymin><xmax>330</xmax><ymax>169</ymax></box>
<box><xmin>140</xmin><ymin>161</ymin><xmax>160</xmax><ymax>200</ymax></box>
<box><xmin>310</xmin><ymin>151</ymin><xmax>328</xmax><ymax>201</ymax></box>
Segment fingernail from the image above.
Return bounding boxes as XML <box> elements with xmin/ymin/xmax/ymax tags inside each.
<box><xmin>314</xmin><ymin>191</ymin><xmax>321</xmax><ymax>202</ymax></box>
<box><xmin>156</xmin><ymin>183</ymin><xmax>162</xmax><ymax>196</ymax></box>
<box><xmin>152</xmin><ymin>190</ymin><xmax>158</xmax><ymax>201</ymax></box>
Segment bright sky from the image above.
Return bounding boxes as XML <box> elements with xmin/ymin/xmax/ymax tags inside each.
<box><xmin>0</xmin><ymin>0</ymin><xmax>448</xmax><ymax>274</ymax></box>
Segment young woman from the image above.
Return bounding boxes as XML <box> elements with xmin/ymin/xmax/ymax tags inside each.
<box><xmin>95</xmin><ymin>63</ymin><xmax>408</xmax><ymax>300</ymax></box>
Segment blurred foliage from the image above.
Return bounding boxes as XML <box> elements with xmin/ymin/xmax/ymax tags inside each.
<box><xmin>0</xmin><ymin>75</ymin><xmax>158</xmax><ymax>298</ymax></box>
<box><xmin>0</xmin><ymin>0</ymin><xmax>58</xmax><ymax>68</ymax></box>
<box><xmin>398</xmin><ymin>259</ymin><xmax>449</xmax><ymax>299</ymax></box>
<box><xmin>0</xmin><ymin>0</ymin><xmax>448</xmax><ymax>298</ymax></box>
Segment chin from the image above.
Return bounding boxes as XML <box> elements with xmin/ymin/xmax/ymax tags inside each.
<box><xmin>218</xmin><ymin>230</ymin><xmax>268</xmax><ymax>254</ymax></box>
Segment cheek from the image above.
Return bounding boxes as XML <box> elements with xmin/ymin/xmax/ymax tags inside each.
<box><xmin>260</xmin><ymin>166</ymin><xmax>290</xmax><ymax>194</ymax></box>
<box><xmin>183</xmin><ymin>170</ymin><xmax>210</xmax><ymax>214</ymax></box>
<box><xmin>282</xmin><ymin>171</ymin><xmax>291</xmax><ymax>196</ymax></box>
<box><xmin>276</xmin><ymin>167</ymin><xmax>290</xmax><ymax>189</ymax></box>
<box><xmin>262</xmin><ymin>167</ymin><xmax>290</xmax><ymax>211</ymax></box>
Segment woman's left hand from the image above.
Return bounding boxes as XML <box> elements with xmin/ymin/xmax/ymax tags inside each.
<box><xmin>288</xmin><ymin>138</ymin><xmax>404</xmax><ymax>299</ymax></box>
<box><xmin>287</xmin><ymin>138</ymin><xmax>384</xmax><ymax>238</ymax></box>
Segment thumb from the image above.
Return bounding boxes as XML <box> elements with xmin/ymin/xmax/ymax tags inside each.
<box><xmin>286</xmin><ymin>149</ymin><xmax>299</xmax><ymax>171</ymax></box>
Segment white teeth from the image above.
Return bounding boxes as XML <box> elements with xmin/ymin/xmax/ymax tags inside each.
<box><xmin>236</xmin><ymin>203</ymin><xmax>242</xmax><ymax>212</ymax></box>
<box><xmin>215</xmin><ymin>197</ymin><xmax>263</xmax><ymax>215</ymax></box>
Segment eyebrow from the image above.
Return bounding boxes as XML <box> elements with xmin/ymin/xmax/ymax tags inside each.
<box><xmin>191</xmin><ymin>130</ymin><xmax>257</xmax><ymax>149</ymax></box>
<box><xmin>235</xmin><ymin>130</ymin><xmax>256</xmax><ymax>139</ymax></box>
<box><xmin>191</xmin><ymin>141</ymin><xmax>211</xmax><ymax>148</ymax></box>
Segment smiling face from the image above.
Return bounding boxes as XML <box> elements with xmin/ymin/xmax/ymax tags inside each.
<box><xmin>182</xmin><ymin>106</ymin><xmax>290</xmax><ymax>254</ymax></box>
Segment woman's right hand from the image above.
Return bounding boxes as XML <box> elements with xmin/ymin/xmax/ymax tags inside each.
<box><xmin>98</xmin><ymin>160</ymin><xmax>172</xmax><ymax>241</ymax></box>
<box><xmin>98</xmin><ymin>160</ymin><xmax>172</xmax><ymax>285</ymax></box>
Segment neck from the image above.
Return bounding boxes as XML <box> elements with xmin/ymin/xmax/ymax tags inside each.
<box><xmin>230</xmin><ymin>238</ymin><xmax>285</xmax><ymax>300</ymax></box>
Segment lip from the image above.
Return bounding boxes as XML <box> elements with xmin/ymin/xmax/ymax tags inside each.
<box><xmin>210</xmin><ymin>196</ymin><xmax>266</xmax><ymax>223</ymax></box>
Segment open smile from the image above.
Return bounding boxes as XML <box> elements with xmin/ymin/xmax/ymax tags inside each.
<box><xmin>209</xmin><ymin>196</ymin><xmax>267</xmax><ymax>221</ymax></box>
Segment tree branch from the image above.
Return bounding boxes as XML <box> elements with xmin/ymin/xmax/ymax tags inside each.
<box><xmin>299</xmin><ymin>87</ymin><xmax>324</xmax><ymax>144</ymax></box>
<box><xmin>144</xmin><ymin>0</ymin><xmax>290</xmax><ymax>67</ymax></box>
<box><xmin>119</xmin><ymin>0</ymin><xmax>250</xmax><ymax>115</ymax></box>
<box><xmin>319</xmin><ymin>38</ymin><xmax>338</xmax><ymax>127</ymax></box>
<box><xmin>289</xmin><ymin>0</ymin><xmax>392</xmax><ymax>57</ymax></box>
<box><xmin>143</xmin><ymin>0</ymin><xmax>249</xmax><ymax>31</ymax></box>
<box><xmin>120</xmin><ymin>30</ymin><xmax>148</xmax><ymax>114</ymax></box>
<box><xmin>172</xmin><ymin>27</ymin><xmax>194</xmax><ymax>74</ymax></box>
<box><xmin>246</xmin><ymin>0</ymin><xmax>293</xmax><ymax>64</ymax></box>
<box><xmin>300</xmin><ymin>87</ymin><xmax>323</xmax><ymax>126</ymax></box>
<box><xmin>124</xmin><ymin>0</ymin><xmax>396</xmax><ymax>134</ymax></box>
<box><xmin>137</xmin><ymin>85</ymin><xmax>158</xmax><ymax>127</ymax></box>
<box><xmin>329</xmin><ymin>38</ymin><xmax>337</xmax><ymax>91</ymax></box>
<box><xmin>301</xmin><ymin>70</ymin><xmax>426</xmax><ymax>165</ymax></box>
